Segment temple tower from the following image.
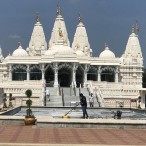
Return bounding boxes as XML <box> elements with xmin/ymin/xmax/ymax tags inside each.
<box><xmin>28</xmin><ymin>15</ymin><xmax>47</xmax><ymax>56</ymax></box>
<box><xmin>72</xmin><ymin>14</ymin><xmax>92</xmax><ymax>56</ymax></box>
<box><xmin>121</xmin><ymin>25</ymin><xmax>143</xmax><ymax>87</ymax></box>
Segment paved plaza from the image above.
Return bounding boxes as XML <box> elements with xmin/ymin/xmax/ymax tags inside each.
<box><xmin>0</xmin><ymin>125</ymin><xmax>146</xmax><ymax>146</ymax></box>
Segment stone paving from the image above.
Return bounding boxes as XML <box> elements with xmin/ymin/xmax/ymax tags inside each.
<box><xmin>0</xmin><ymin>125</ymin><xmax>146</xmax><ymax>145</ymax></box>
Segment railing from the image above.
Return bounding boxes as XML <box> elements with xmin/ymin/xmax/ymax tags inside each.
<box><xmin>62</xmin><ymin>88</ymin><xmax>65</xmax><ymax>106</ymax></box>
<box><xmin>87</xmin><ymin>81</ymin><xmax>105</xmax><ymax>107</ymax></box>
<box><xmin>96</xmin><ymin>88</ymin><xmax>105</xmax><ymax>107</ymax></box>
<box><xmin>58</xmin><ymin>84</ymin><xmax>61</xmax><ymax>96</ymax></box>
<box><xmin>73</xmin><ymin>86</ymin><xmax>76</xmax><ymax>96</ymax></box>
<box><xmin>1</xmin><ymin>80</ymin><xmax>42</xmax><ymax>98</ymax></box>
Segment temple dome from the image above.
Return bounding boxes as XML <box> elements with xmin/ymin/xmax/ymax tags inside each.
<box><xmin>12</xmin><ymin>45</ymin><xmax>28</xmax><ymax>57</ymax></box>
<box><xmin>51</xmin><ymin>45</ymin><xmax>75</xmax><ymax>55</ymax></box>
<box><xmin>99</xmin><ymin>46</ymin><xmax>115</xmax><ymax>59</ymax></box>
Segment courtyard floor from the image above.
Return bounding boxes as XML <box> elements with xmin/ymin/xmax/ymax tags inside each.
<box><xmin>0</xmin><ymin>125</ymin><xmax>146</xmax><ymax>146</ymax></box>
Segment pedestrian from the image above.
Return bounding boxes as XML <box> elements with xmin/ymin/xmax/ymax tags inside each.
<box><xmin>89</xmin><ymin>93</ymin><xmax>94</xmax><ymax>107</ymax></box>
<box><xmin>80</xmin><ymin>93</ymin><xmax>88</xmax><ymax>119</ymax></box>
<box><xmin>46</xmin><ymin>89</ymin><xmax>50</xmax><ymax>101</ymax></box>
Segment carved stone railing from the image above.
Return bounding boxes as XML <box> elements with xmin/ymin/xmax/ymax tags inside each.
<box><xmin>0</xmin><ymin>80</ymin><xmax>42</xmax><ymax>97</ymax></box>
<box><xmin>87</xmin><ymin>80</ymin><xmax>140</xmax><ymax>108</ymax></box>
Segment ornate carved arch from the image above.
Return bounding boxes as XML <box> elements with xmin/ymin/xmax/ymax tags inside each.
<box><xmin>30</xmin><ymin>64</ymin><xmax>41</xmax><ymax>71</ymax></box>
<box><xmin>45</xmin><ymin>64</ymin><xmax>53</xmax><ymax>71</ymax></box>
<box><xmin>100</xmin><ymin>66</ymin><xmax>115</xmax><ymax>82</ymax></box>
<box><xmin>12</xmin><ymin>64</ymin><xmax>27</xmax><ymax>81</ymax></box>
<box><xmin>12</xmin><ymin>64</ymin><xmax>27</xmax><ymax>71</ymax></box>
<box><xmin>58</xmin><ymin>63</ymin><xmax>72</xmax><ymax>71</ymax></box>
<box><xmin>89</xmin><ymin>65</ymin><xmax>98</xmax><ymax>72</ymax></box>
<box><xmin>101</xmin><ymin>66</ymin><xmax>115</xmax><ymax>73</ymax></box>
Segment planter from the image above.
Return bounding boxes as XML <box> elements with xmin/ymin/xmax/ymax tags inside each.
<box><xmin>24</xmin><ymin>117</ymin><xmax>37</xmax><ymax>125</ymax></box>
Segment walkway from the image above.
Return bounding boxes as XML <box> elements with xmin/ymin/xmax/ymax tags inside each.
<box><xmin>0</xmin><ymin>125</ymin><xmax>146</xmax><ymax>146</ymax></box>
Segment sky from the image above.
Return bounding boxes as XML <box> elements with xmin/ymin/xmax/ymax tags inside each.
<box><xmin>0</xmin><ymin>0</ymin><xmax>146</xmax><ymax>66</ymax></box>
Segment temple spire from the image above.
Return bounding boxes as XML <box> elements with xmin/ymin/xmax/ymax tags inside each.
<box><xmin>72</xmin><ymin>15</ymin><xmax>92</xmax><ymax>56</ymax></box>
<box><xmin>28</xmin><ymin>15</ymin><xmax>47</xmax><ymax>56</ymax></box>
<box><xmin>48</xmin><ymin>5</ymin><xmax>70</xmax><ymax>48</ymax></box>
<box><xmin>122</xmin><ymin>26</ymin><xmax>143</xmax><ymax>63</ymax></box>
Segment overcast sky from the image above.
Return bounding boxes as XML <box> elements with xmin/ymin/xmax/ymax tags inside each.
<box><xmin>0</xmin><ymin>0</ymin><xmax>146</xmax><ymax>66</ymax></box>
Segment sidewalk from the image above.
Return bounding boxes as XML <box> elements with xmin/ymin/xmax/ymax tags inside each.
<box><xmin>0</xmin><ymin>125</ymin><xmax>146</xmax><ymax>145</ymax></box>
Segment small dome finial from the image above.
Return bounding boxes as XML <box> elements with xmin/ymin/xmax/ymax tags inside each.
<box><xmin>132</xmin><ymin>24</ymin><xmax>135</xmax><ymax>33</ymax></box>
<box><xmin>18</xmin><ymin>42</ymin><xmax>21</xmax><ymax>46</ymax></box>
<box><xmin>57</xmin><ymin>3</ymin><xmax>61</xmax><ymax>16</ymax></box>
<box><xmin>78</xmin><ymin>13</ymin><xmax>83</xmax><ymax>23</ymax></box>
<box><xmin>104</xmin><ymin>42</ymin><xmax>109</xmax><ymax>50</ymax></box>
<box><xmin>105</xmin><ymin>42</ymin><xmax>108</xmax><ymax>48</ymax></box>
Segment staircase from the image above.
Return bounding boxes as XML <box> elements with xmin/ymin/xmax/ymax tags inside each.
<box><xmin>46</xmin><ymin>95</ymin><xmax>63</xmax><ymax>107</ymax></box>
<box><xmin>62</xmin><ymin>87</ymin><xmax>80</xmax><ymax>107</ymax></box>
<box><xmin>45</xmin><ymin>87</ymin><xmax>99</xmax><ymax>107</ymax></box>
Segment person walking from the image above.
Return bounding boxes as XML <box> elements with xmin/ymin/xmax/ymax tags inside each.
<box><xmin>80</xmin><ymin>93</ymin><xmax>88</xmax><ymax>119</ymax></box>
<box><xmin>89</xmin><ymin>93</ymin><xmax>94</xmax><ymax>107</ymax></box>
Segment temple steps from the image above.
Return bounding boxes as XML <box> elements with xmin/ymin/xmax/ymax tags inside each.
<box><xmin>45</xmin><ymin>87</ymin><xmax>99</xmax><ymax>107</ymax></box>
<box><xmin>46</xmin><ymin>95</ymin><xmax>63</xmax><ymax>107</ymax></box>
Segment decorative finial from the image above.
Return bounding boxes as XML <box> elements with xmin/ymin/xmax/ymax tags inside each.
<box><xmin>18</xmin><ymin>42</ymin><xmax>21</xmax><ymax>46</ymax></box>
<box><xmin>57</xmin><ymin>3</ymin><xmax>61</xmax><ymax>16</ymax></box>
<box><xmin>105</xmin><ymin>42</ymin><xmax>108</xmax><ymax>48</ymax></box>
<box><xmin>36</xmin><ymin>12</ymin><xmax>40</xmax><ymax>22</ymax></box>
<box><xmin>78</xmin><ymin>13</ymin><xmax>83</xmax><ymax>23</ymax></box>
<box><xmin>132</xmin><ymin>24</ymin><xmax>135</xmax><ymax>33</ymax></box>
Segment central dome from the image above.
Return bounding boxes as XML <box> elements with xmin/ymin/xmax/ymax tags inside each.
<box><xmin>50</xmin><ymin>45</ymin><xmax>75</xmax><ymax>55</ymax></box>
<box><xmin>99</xmin><ymin>46</ymin><xmax>115</xmax><ymax>59</ymax></box>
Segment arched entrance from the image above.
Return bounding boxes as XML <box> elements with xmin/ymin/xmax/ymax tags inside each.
<box><xmin>58</xmin><ymin>68</ymin><xmax>71</xmax><ymax>87</ymax></box>
<box><xmin>30</xmin><ymin>65</ymin><xmax>41</xmax><ymax>80</ymax></box>
<box><xmin>45</xmin><ymin>66</ymin><xmax>54</xmax><ymax>87</ymax></box>
<box><xmin>87</xmin><ymin>66</ymin><xmax>97</xmax><ymax>81</ymax></box>
<box><xmin>12</xmin><ymin>65</ymin><xmax>27</xmax><ymax>81</ymax></box>
<box><xmin>101</xmin><ymin>67</ymin><xmax>115</xmax><ymax>82</ymax></box>
<box><xmin>76</xmin><ymin>66</ymin><xmax>84</xmax><ymax>87</ymax></box>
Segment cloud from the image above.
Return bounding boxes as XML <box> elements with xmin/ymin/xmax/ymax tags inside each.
<box><xmin>8</xmin><ymin>34</ymin><xmax>21</xmax><ymax>39</ymax></box>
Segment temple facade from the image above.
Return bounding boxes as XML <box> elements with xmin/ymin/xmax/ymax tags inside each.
<box><xmin>0</xmin><ymin>7</ymin><xmax>145</xmax><ymax>108</ymax></box>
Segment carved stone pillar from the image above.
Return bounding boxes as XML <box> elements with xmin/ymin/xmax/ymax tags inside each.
<box><xmin>41</xmin><ymin>64</ymin><xmax>45</xmax><ymax>81</ymax></box>
<box><xmin>83</xmin><ymin>64</ymin><xmax>90</xmax><ymax>88</ymax></box>
<box><xmin>53</xmin><ymin>63</ymin><xmax>58</xmax><ymax>87</ymax></box>
<box><xmin>72</xmin><ymin>63</ymin><xmax>78</xmax><ymax>87</ymax></box>
<box><xmin>98</xmin><ymin>66</ymin><xmax>101</xmax><ymax>82</ymax></box>
<box><xmin>115</xmin><ymin>66</ymin><xmax>119</xmax><ymax>83</ymax></box>
<box><xmin>9</xmin><ymin>64</ymin><xmax>12</xmax><ymax>81</ymax></box>
<box><xmin>27</xmin><ymin>64</ymin><xmax>30</xmax><ymax>80</ymax></box>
